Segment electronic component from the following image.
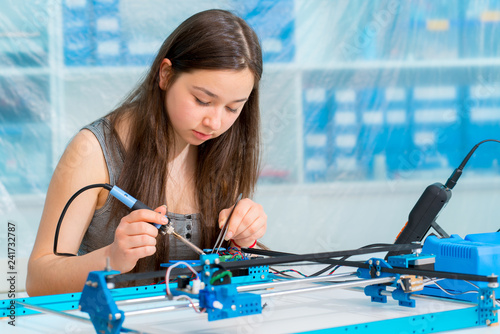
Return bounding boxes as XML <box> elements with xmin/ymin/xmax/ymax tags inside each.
<box><xmin>387</xmin><ymin>182</ymin><xmax>451</xmax><ymax>258</ymax></box>
<box><xmin>419</xmin><ymin>232</ymin><xmax>500</xmax><ymax>302</ymax></box>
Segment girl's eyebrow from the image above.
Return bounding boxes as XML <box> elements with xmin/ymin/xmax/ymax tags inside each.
<box><xmin>193</xmin><ymin>86</ymin><xmax>248</xmax><ymax>103</ymax></box>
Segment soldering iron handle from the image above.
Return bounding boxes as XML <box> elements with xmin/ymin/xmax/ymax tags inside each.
<box><xmin>109</xmin><ymin>185</ymin><xmax>168</xmax><ymax>233</ymax></box>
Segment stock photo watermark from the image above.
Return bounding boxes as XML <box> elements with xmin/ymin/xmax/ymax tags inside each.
<box><xmin>6</xmin><ymin>221</ymin><xmax>17</xmax><ymax>326</ymax></box>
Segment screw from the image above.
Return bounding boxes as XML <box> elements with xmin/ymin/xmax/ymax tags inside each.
<box><xmin>261</xmin><ymin>275</ymin><xmax>265</xmax><ymax>280</ymax></box>
<box><xmin>486</xmin><ymin>319</ymin><xmax>491</xmax><ymax>325</ymax></box>
<box><xmin>368</xmin><ymin>260</ymin><xmax>373</xmax><ymax>265</ymax></box>
<box><xmin>105</xmin><ymin>257</ymin><xmax>111</xmax><ymax>271</ymax></box>
<box><xmin>376</xmin><ymin>260</ymin><xmax>380</xmax><ymax>266</ymax></box>
<box><xmin>205</xmin><ymin>271</ymin><xmax>210</xmax><ymax>277</ymax></box>
<box><xmin>376</xmin><ymin>272</ymin><xmax>381</xmax><ymax>277</ymax></box>
<box><xmin>205</xmin><ymin>259</ymin><xmax>210</xmax><ymax>265</ymax></box>
<box><xmin>214</xmin><ymin>258</ymin><xmax>220</xmax><ymax>264</ymax></box>
<box><xmin>115</xmin><ymin>313</ymin><xmax>121</xmax><ymax>320</ymax></box>
<box><xmin>231</xmin><ymin>305</ymin><xmax>236</xmax><ymax>311</ymax></box>
<box><xmin>91</xmin><ymin>282</ymin><xmax>98</xmax><ymax>288</ymax></box>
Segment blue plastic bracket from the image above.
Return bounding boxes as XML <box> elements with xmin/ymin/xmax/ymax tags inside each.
<box><xmin>392</xmin><ymin>287</ymin><xmax>416</xmax><ymax>307</ymax></box>
<box><xmin>357</xmin><ymin>258</ymin><xmax>397</xmax><ymax>280</ymax></box>
<box><xmin>364</xmin><ymin>284</ymin><xmax>387</xmax><ymax>304</ymax></box>
<box><xmin>79</xmin><ymin>270</ymin><xmax>124</xmax><ymax>334</ymax></box>
<box><xmin>199</xmin><ymin>284</ymin><xmax>262</xmax><ymax>321</ymax></box>
<box><xmin>198</xmin><ymin>253</ymin><xmax>262</xmax><ymax>321</ymax></box>
<box><xmin>359</xmin><ymin>258</ymin><xmax>417</xmax><ymax>307</ymax></box>
<box><xmin>477</xmin><ymin>287</ymin><xmax>499</xmax><ymax>326</ymax></box>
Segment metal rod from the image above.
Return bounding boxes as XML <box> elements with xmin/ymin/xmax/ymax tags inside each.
<box><xmin>16</xmin><ymin>301</ymin><xmax>91</xmax><ymax>324</ymax></box>
<box><xmin>171</xmin><ymin>231</ymin><xmax>206</xmax><ymax>255</ymax></box>
<box><xmin>237</xmin><ymin>272</ymin><xmax>359</xmax><ymax>292</ymax></box>
<box><xmin>124</xmin><ymin>302</ymin><xmax>198</xmax><ymax>317</ymax></box>
<box><xmin>257</xmin><ymin>276</ymin><xmax>396</xmax><ymax>299</ymax></box>
<box><xmin>17</xmin><ymin>301</ymin><xmax>146</xmax><ymax>333</ymax></box>
<box><xmin>116</xmin><ymin>295</ymin><xmax>168</xmax><ymax>306</ymax></box>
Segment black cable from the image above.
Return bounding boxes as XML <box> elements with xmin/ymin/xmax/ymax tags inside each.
<box><xmin>53</xmin><ymin>183</ymin><xmax>113</xmax><ymax>256</ymax></box>
<box><xmin>108</xmin><ymin>243</ymin><xmax>421</xmax><ymax>284</ymax></box>
<box><xmin>244</xmin><ymin>243</ymin><xmax>397</xmax><ymax>277</ymax></box>
<box><xmin>445</xmin><ymin>139</ymin><xmax>500</xmax><ymax>190</ymax></box>
<box><xmin>310</xmin><ymin>243</ymin><xmax>395</xmax><ymax>277</ymax></box>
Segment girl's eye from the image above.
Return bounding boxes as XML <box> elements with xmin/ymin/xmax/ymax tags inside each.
<box><xmin>195</xmin><ymin>97</ymin><xmax>210</xmax><ymax>106</ymax></box>
<box><xmin>226</xmin><ymin>106</ymin><xmax>238</xmax><ymax>113</ymax></box>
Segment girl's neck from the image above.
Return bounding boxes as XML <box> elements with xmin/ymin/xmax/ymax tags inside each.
<box><xmin>168</xmin><ymin>143</ymin><xmax>197</xmax><ymax>175</ymax></box>
<box><xmin>166</xmin><ymin>144</ymin><xmax>198</xmax><ymax>214</ymax></box>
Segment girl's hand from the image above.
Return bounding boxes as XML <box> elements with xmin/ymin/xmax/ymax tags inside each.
<box><xmin>106</xmin><ymin>205</ymin><xmax>169</xmax><ymax>272</ymax></box>
<box><xmin>218</xmin><ymin>198</ymin><xmax>267</xmax><ymax>248</ymax></box>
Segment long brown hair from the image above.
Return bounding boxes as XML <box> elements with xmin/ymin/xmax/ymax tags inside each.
<box><xmin>107</xmin><ymin>9</ymin><xmax>262</xmax><ymax>279</ymax></box>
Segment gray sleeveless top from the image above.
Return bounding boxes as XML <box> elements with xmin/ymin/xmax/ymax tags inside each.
<box><xmin>78</xmin><ymin>118</ymin><xmax>202</xmax><ymax>261</ymax></box>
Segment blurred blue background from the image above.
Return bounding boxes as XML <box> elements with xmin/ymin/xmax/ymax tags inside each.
<box><xmin>1</xmin><ymin>0</ymin><xmax>500</xmax><ymax>291</ymax></box>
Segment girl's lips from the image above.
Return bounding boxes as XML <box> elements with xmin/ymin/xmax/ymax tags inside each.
<box><xmin>193</xmin><ymin>130</ymin><xmax>211</xmax><ymax>140</ymax></box>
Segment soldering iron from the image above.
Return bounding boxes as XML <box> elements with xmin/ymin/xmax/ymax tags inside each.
<box><xmin>109</xmin><ymin>185</ymin><xmax>206</xmax><ymax>255</ymax></box>
<box><xmin>387</xmin><ymin>139</ymin><xmax>500</xmax><ymax>258</ymax></box>
<box><xmin>54</xmin><ymin>183</ymin><xmax>205</xmax><ymax>257</ymax></box>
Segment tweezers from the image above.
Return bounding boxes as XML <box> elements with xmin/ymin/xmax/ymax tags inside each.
<box><xmin>211</xmin><ymin>193</ymin><xmax>243</xmax><ymax>254</ymax></box>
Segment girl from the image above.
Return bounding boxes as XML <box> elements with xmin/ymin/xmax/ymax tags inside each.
<box><xmin>27</xmin><ymin>9</ymin><xmax>267</xmax><ymax>296</ymax></box>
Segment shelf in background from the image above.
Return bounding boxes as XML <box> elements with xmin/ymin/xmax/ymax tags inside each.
<box><xmin>257</xmin><ymin>174</ymin><xmax>500</xmax><ymax>196</ymax></box>
<box><xmin>0</xmin><ymin>67</ymin><xmax>50</xmax><ymax>77</ymax></box>
<box><xmin>2</xmin><ymin>56</ymin><xmax>491</xmax><ymax>78</ymax></box>
<box><xmin>266</xmin><ymin>57</ymin><xmax>500</xmax><ymax>71</ymax></box>
<box><xmin>62</xmin><ymin>65</ymin><xmax>149</xmax><ymax>76</ymax></box>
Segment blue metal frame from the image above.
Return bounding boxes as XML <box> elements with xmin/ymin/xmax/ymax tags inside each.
<box><xmin>302</xmin><ymin>305</ymin><xmax>497</xmax><ymax>334</ymax></box>
<box><xmin>1</xmin><ymin>253</ymin><xmax>497</xmax><ymax>333</ymax></box>
<box><xmin>79</xmin><ymin>270</ymin><xmax>125</xmax><ymax>334</ymax></box>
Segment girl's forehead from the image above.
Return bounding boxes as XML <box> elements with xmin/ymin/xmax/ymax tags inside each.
<box><xmin>178</xmin><ymin>68</ymin><xmax>255</xmax><ymax>98</ymax></box>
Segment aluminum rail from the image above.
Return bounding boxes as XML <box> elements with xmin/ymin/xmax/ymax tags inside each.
<box><xmin>124</xmin><ymin>301</ymin><xmax>198</xmax><ymax>317</ymax></box>
<box><xmin>257</xmin><ymin>276</ymin><xmax>396</xmax><ymax>299</ymax></box>
<box><xmin>238</xmin><ymin>272</ymin><xmax>359</xmax><ymax>292</ymax></box>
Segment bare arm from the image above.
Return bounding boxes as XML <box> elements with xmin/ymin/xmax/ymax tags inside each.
<box><xmin>26</xmin><ymin>130</ymin><xmax>168</xmax><ymax>296</ymax></box>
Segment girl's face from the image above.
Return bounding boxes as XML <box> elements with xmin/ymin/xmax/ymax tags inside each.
<box><xmin>159</xmin><ymin>59</ymin><xmax>254</xmax><ymax>148</ymax></box>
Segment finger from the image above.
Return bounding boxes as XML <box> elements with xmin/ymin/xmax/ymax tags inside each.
<box><xmin>155</xmin><ymin>204</ymin><xmax>168</xmax><ymax>216</ymax></box>
<box><xmin>125</xmin><ymin>245</ymin><xmax>157</xmax><ymax>259</ymax></box>
<box><xmin>232</xmin><ymin>223</ymin><xmax>266</xmax><ymax>247</ymax></box>
<box><xmin>218</xmin><ymin>208</ymin><xmax>230</xmax><ymax>229</ymax></box>
<box><xmin>223</xmin><ymin>199</ymin><xmax>253</xmax><ymax>240</ymax></box>
<box><xmin>117</xmin><ymin>220</ymin><xmax>160</xmax><ymax>238</ymax></box>
<box><xmin>122</xmin><ymin>208</ymin><xmax>170</xmax><ymax>227</ymax></box>
<box><xmin>232</xmin><ymin>203</ymin><xmax>263</xmax><ymax>238</ymax></box>
<box><xmin>218</xmin><ymin>202</ymin><xmax>238</xmax><ymax>229</ymax></box>
<box><xmin>233</xmin><ymin>215</ymin><xmax>267</xmax><ymax>241</ymax></box>
<box><xmin>119</xmin><ymin>234</ymin><xmax>157</xmax><ymax>249</ymax></box>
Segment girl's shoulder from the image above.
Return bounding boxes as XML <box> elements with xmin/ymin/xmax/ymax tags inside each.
<box><xmin>54</xmin><ymin>127</ymin><xmax>109</xmax><ymax>183</ymax></box>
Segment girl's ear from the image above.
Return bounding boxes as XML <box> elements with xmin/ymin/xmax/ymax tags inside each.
<box><xmin>159</xmin><ymin>58</ymin><xmax>173</xmax><ymax>90</ymax></box>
